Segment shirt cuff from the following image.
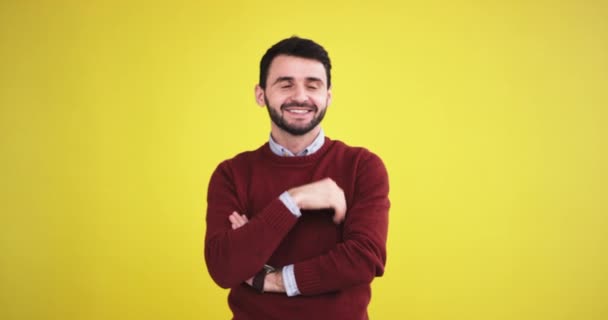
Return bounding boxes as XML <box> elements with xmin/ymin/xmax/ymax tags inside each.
<box><xmin>279</xmin><ymin>191</ymin><xmax>301</xmax><ymax>218</ymax></box>
<box><xmin>282</xmin><ymin>264</ymin><xmax>301</xmax><ymax>297</ymax></box>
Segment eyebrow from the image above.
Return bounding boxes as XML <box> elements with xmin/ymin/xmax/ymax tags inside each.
<box><xmin>305</xmin><ymin>77</ymin><xmax>324</xmax><ymax>84</ymax></box>
<box><xmin>271</xmin><ymin>76</ymin><xmax>325</xmax><ymax>86</ymax></box>
<box><xmin>272</xmin><ymin>77</ymin><xmax>294</xmax><ymax>86</ymax></box>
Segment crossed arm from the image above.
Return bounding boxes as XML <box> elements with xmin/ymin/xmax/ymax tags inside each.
<box><xmin>204</xmin><ymin>154</ymin><xmax>389</xmax><ymax>295</ymax></box>
<box><xmin>228</xmin><ymin>211</ymin><xmax>286</xmax><ymax>292</ymax></box>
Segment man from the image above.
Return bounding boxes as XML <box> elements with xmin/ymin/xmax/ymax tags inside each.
<box><xmin>204</xmin><ymin>36</ymin><xmax>390</xmax><ymax>319</ymax></box>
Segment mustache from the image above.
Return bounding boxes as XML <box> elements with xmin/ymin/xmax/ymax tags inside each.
<box><xmin>280</xmin><ymin>101</ymin><xmax>318</xmax><ymax>110</ymax></box>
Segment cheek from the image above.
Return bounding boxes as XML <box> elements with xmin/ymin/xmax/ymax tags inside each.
<box><xmin>314</xmin><ymin>95</ymin><xmax>330</xmax><ymax>107</ymax></box>
<box><xmin>263</xmin><ymin>96</ymin><xmax>278</xmax><ymax>107</ymax></box>
<box><xmin>272</xmin><ymin>98</ymin><xmax>287</xmax><ymax>108</ymax></box>
<box><xmin>267</xmin><ymin>92</ymin><xmax>287</xmax><ymax>104</ymax></box>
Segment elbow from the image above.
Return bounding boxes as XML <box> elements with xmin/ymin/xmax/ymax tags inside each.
<box><xmin>209</xmin><ymin>270</ymin><xmax>239</xmax><ymax>289</ymax></box>
<box><xmin>354</xmin><ymin>239</ymin><xmax>387</xmax><ymax>283</ymax></box>
<box><xmin>205</xmin><ymin>257</ymin><xmax>243</xmax><ymax>289</ymax></box>
<box><xmin>357</xmin><ymin>258</ymin><xmax>384</xmax><ymax>285</ymax></box>
<box><xmin>204</xmin><ymin>241</ymin><xmax>242</xmax><ymax>289</ymax></box>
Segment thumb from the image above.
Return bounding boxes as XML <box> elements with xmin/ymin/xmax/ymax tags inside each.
<box><xmin>332</xmin><ymin>205</ymin><xmax>346</xmax><ymax>224</ymax></box>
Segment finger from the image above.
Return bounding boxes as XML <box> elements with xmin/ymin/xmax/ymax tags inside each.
<box><xmin>229</xmin><ymin>213</ymin><xmax>239</xmax><ymax>224</ymax></box>
<box><xmin>331</xmin><ymin>188</ymin><xmax>346</xmax><ymax>223</ymax></box>
<box><xmin>333</xmin><ymin>203</ymin><xmax>347</xmax><ymax>224</ymax></box>
<box><xmin>229</xmin><ymin>214</ymin><xmax>237</xmax><ymax>224</ymax></box>
<box><xmin>229</xmin><ymin>212</ymin><xmax>245</xmax><ymax>229</ymax></box>
<box><xmin>234</xmin><ymin>214</ymin><xmax>247</xmax><ymax>226</ymax></box>
<box><xmin>230</xmin><ymin>217</ymin><xmax>241</xmax><ymax>230</ymax></box>
<box><xmin>333</xmin><ymin>211</ymin><xmax>344</xmax><ymax>224</ymax></box>
<box><xmin>230</xmin><ymin>213</ymin><xmax>250</xmax><ymax>230</ymax></box>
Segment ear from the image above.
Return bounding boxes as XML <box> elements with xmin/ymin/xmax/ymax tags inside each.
<box><xmin>254</xmin><ymin>84</ymin><xmax>266</xmax><ymax>107</ymax></box>
<box><xmin>326</xmin><ymin>86</ymin><xmax>333</xmax><ymax>107</ymax></box>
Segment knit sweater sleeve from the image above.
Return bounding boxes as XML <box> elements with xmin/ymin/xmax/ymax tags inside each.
<box><xmin>204</xmin><ymin>160</ymin><xmax>298</xmax><ymax>289</ymax></box>
<box><xmin>294</xmin><ymin>152</ymin><xmax>390</xmax><ymax>295</ymax></box>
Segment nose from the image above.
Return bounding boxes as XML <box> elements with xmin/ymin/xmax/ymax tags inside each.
<box><xmin>290</xmin><ymin>84</ymin><xmax>308</xmax><ymax>103</ymax></box>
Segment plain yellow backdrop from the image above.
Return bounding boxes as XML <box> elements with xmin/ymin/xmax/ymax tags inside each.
<box><xmin>1</xmin><ymin>1</ymin><xmax>607</xmax><ymax>319</ymax></box>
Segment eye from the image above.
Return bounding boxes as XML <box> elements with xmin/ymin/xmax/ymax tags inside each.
<box><xmin>281</xmin><ymin>84</ymin><xmax>293</xmax><ymax>89</ymax></box>
<box><xmin>307</xmin><ymin>85</ymin><xmax>319</xmax><ymax>90</ymax></box>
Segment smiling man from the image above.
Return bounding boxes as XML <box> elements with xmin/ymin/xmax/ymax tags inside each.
<box><xmin>204</xmin><ymin>36</ymin><xmax>390</xmax><ymax>319</ymax></box>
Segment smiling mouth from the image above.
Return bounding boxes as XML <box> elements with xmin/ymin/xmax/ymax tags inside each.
<box><xmin>284</xmin><ymin>108</ymin><xmax>313</xmax><ymax>114</ymax></box>
<box><xmin>281</xmin><ymin>103</ymin><xmax>317</xmax><ymax>115</ymax></box>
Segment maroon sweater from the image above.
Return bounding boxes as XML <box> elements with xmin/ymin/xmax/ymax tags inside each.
<box><xmin>205</xmin><ymin>137</ymin><xmax>390</xmax><ymax>320</ymax></box>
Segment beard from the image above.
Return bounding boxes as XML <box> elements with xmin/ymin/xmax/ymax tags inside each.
<box><xmin>264</xmin><ymin>95</ymin><xmax>327</xmax><ymax>136</ymax></box>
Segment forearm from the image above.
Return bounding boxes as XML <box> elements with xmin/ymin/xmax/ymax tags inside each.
<box><xmin>259</xmin><ymin>221</ymin><xmax>388</xmax><ymax>297</ymax></box>
<box><xmin>292</xmin><ymin>154</ymin><xmax>390</xmax><ymax>295</ymax></box>
<box><xmin>205</xmin><ymin>198</ymin><xmax>296</xmax><ymax>288</ymax></box>
<box><xmin>205</xmin><ymin>162</ymin><xmax>297</xmax><ymax>288</ymax></box>
<box><xmin>293</xmin><ymin>232</ymin><xmax>387</xmax><ymax>295</ymax></box>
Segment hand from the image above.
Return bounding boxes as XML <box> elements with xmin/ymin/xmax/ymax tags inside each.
<box><xmin>244</xmin><ymin>270</ymin><xmax>285</xmax><ymax>293</ymax></box>
<box><xmin>288</xmin><ymin>177</ymin><xmax>347</xmax><ymax>224</ymax></box>
<box><xmin>229</xmin><ymin>211</ymin><xmax>249</xmax><ymax>230</ymax></box>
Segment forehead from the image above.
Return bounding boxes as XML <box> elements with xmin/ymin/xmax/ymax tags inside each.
<box><xmin>267</xmin><ymin>55</ymin><xmax>327</xmax><ymax>83</ymax></box>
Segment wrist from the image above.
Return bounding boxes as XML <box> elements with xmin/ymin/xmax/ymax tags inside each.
<box><xmin>252</xmin><ymin>264</ymin><xmax>276</xmax><ymax>293</ymax></box>
<box><xmin>266</xmin><ymin>270</ymin><xmax>285</xmax><ymax>293</ymax></box>
<box><xmin>287</xmin><ymin>189</ymin><xmax>302</xmax><ymax>208</ymax></box>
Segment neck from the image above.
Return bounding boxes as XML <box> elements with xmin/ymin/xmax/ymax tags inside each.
<box><xmin>270</xmin><ymin>125</ymin><xmax>321</xmax><ymax>155</ymax></box>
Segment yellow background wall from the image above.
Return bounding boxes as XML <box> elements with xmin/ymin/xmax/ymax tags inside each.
<box><xmin>1</xmin><ymin>1</ymin><xmax>606</xmax><ymax>319</ymax></box>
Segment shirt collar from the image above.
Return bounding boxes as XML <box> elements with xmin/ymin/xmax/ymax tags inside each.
<box><xmin>268</xmin><ymin>129</ymin><xmax>325</xmax><ymax>157</ymax></box>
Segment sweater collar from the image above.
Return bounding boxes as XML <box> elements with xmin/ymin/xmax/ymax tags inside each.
<box><xmin>262</xmin><ymin>136</ymin><xmax>334</xmax><ymax>166</ymax></box>
<box><xmin>268</xmin><ymin>129</ymin><xmax>325</xmax><ymax>157</ymax></box>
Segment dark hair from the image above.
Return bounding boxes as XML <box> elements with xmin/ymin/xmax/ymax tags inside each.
<box><xmin>259</xmin><ymin>36</ymin><xmax>332</xmax><ymax>89</ymax></box>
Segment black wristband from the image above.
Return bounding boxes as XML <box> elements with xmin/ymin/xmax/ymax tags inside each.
<box><xmin>252</xmin><ymin>269</ymin><xmax>267</xmax><ymax>293</ymax></box>
<box><xmin>252</xmin><ymin>264</ymin><xmax>276</xmax><ymax>293</ymax></box>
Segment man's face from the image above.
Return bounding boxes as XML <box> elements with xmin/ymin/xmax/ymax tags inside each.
<box><xmin>255</xmin><ymin>55</ymin><xmax>332</xmax><ymax>136</ymax></box>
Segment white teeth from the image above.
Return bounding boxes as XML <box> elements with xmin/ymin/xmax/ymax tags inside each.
<box><xmin>288</xmin><ymin>110</ymin><xmax>309</xmax><ymax>114</ymax></box>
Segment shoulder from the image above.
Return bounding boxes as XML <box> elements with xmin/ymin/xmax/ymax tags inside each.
<box><xmin>328</xmin><ymin>138</ymin><xmax>386</xmax><ymax>168</ymax></box>
<box><xmin>212</xmin><ymin>143</ymin><xmax>268</xmax><ymax>175</ymax></box>
<box><xmin>328</xmin><ymin>139</ymin><xmax>390</xmax><ymax>199</ymax></box>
